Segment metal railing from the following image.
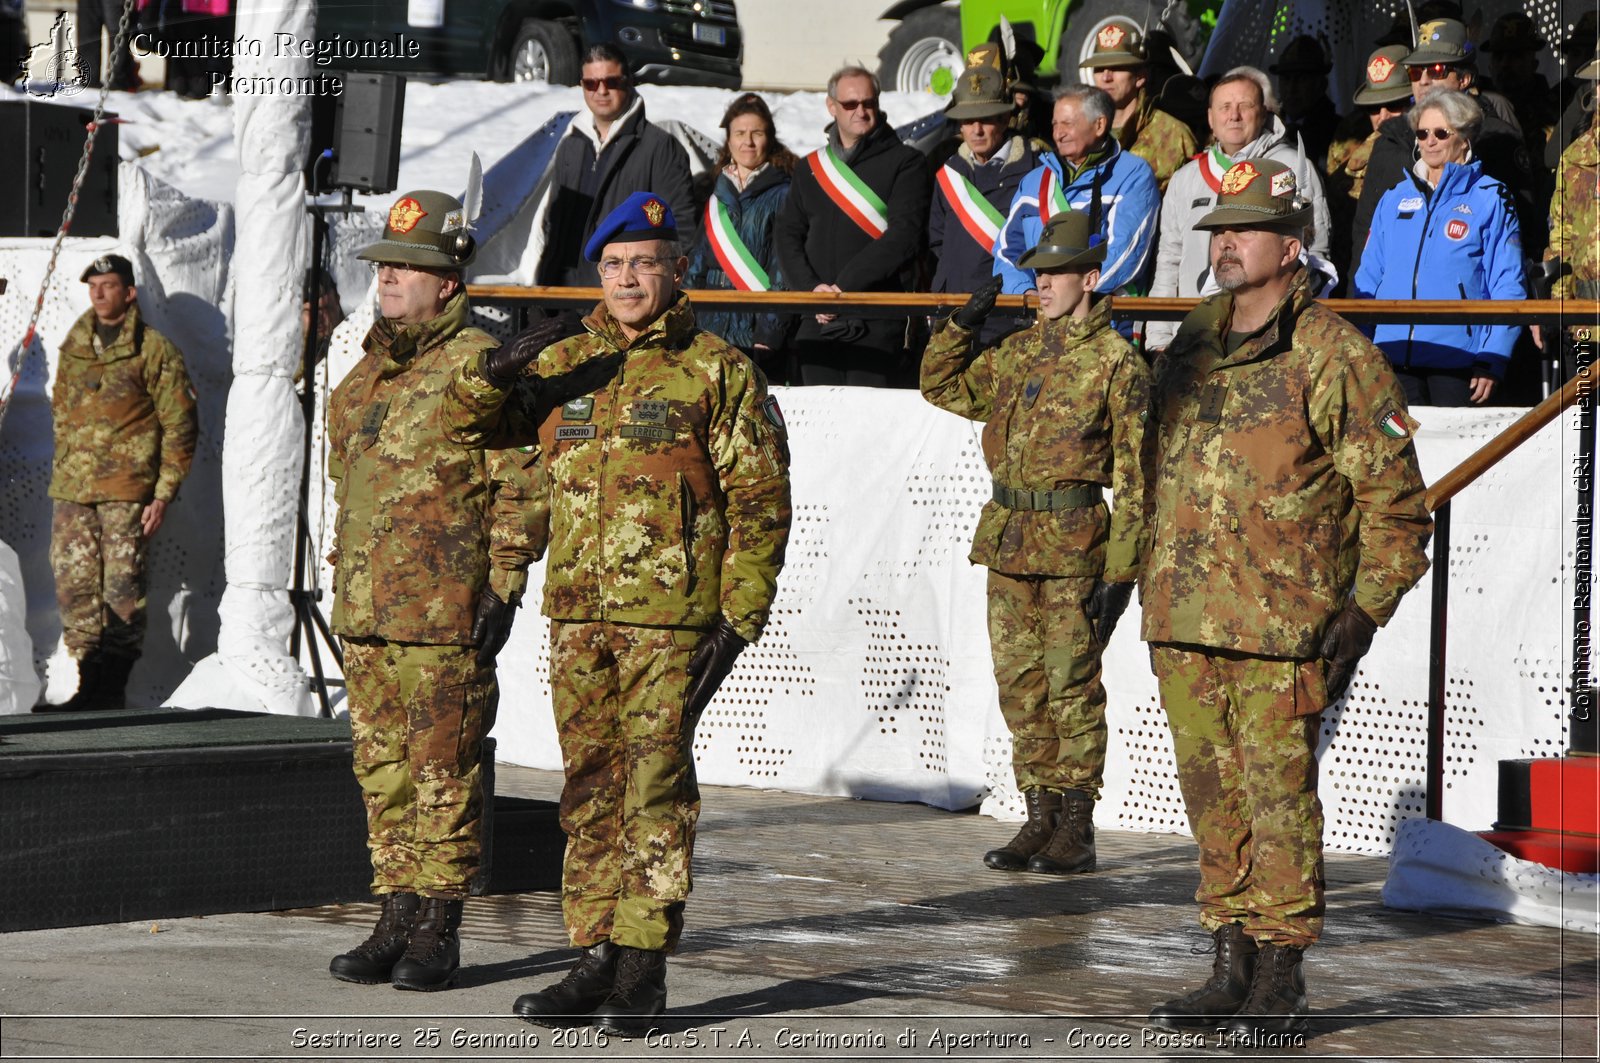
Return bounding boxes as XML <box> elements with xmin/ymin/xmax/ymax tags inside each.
<box><xmin>469</xmin><ymin>284</ymin><xmax>1600</xmax><ymax>823</ymax></box>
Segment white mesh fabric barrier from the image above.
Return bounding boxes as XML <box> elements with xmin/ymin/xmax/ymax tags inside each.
<box><xmin>1384</xmin><ymin>817</ymin><xmax>1598</xmax><ymax>933</ymax></box>
<box><xmin>0</xmin><ymin>166</ymin><xmax>233</xmax><ymax>708</ymax></box>
<box><xmin>0</xmin><ymin>539</ymin><xmax>40</xmax><ymax>713</ymax></box>
<box><xmin>1202</xmin><ymin>0</ymin><xmax>1578</xmax><ymax>115</ymax></box>
<box><xmin>303</xmin><ymin>383</ymin><xmax>1578</xmax><ymax>855</ymax></box>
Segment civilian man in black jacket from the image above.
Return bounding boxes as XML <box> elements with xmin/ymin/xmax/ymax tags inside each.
<box><xmin>535</xmin><ymin>43</ymin><xmax>696</xmax><ymax>288</ymax></box>
<box><xmin>775</xmin><ymin>65</ymin><xmax>932</xmax><ymax>386</ymax></box>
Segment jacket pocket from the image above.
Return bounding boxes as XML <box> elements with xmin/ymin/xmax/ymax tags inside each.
<box><xmin>679</xmin><ymin>473</ymin><xmax>697</xmax><ymax>596</ymax></box>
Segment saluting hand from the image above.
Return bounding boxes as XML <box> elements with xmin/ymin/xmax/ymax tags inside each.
<box><xmin>480</xmin><ymin>315</ymin><xmax>584</xmax><ymax>389</ymax></box>
<box><xmin>953</xmin><ymin>277</ymin><xmax>1003</xmax><ymax>331</ymax></box>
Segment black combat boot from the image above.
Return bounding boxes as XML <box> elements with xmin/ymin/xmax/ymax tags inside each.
<box><xmin>1221</xmin><ymin>942</ymin><xmax>1309</xmax><ymax>1040</ymax></box>
<box><xmin>329</xmin><ymin>893</ymin><xmax>420</xmax><ymax>984</ymax></box>
<box><xmin>390</xmin><ymin>897</ymin><xmax>464</xmax><ymax>991</ymax></box>
<box><xmin>1147</xmin><ymin>923</ymin><xmax>1259</xmax><ymax>1029</ymax></box>
<box><xmin>91</xmin><ymin>652</ymin><xmax>137</xmax><ymax>710</ymax></box>
<box><xmin>34</xmin><ymin>650</ymin><xmax>106</xmax><ymax>713</ymax></box>
<box><xmin>1026</xmin><ymin>789</ymin><xmax>1096</xmax><ymax>874</ymax></box>
<box><xmin>590</xmin><ymin>946</ymin><xmax>667</xmax><ymax>1037</ymax></box>
<box><xmin>983</xmin><ymin>788</ymin><xmax>1062</xmax><ymax>870</ymax></box>
<box><xmin>513</xmin><ymin>941</ymin><xmax>619</xmax><ymax>1026</ymax></box>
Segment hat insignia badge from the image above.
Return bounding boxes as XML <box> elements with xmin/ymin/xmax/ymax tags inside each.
<box><xmin>388</xmin><ymin>197</ymin><xmax>427</xmax><ymax>234</ymax></box>
<box><xmin>1368</xmin><ymin>54</ymin><xmax>1395</xmax><ymax>82</ymax></box>
<box><xmin>1097</xmin><ymin>24</ymin><xmax>1125</xmax><ymax>49</ymax></box>
<box><xmin>1220</xmin><ymin>162</ymin><xmax>1259</xmax><ymax>196</ymax></box>
<box><xmin>643</xmin><ymin>198</ymin><xmax>666</xmax><ymax>227</ymax></box>
<box><xmin>967</xmin><ymin>72</ymin><xmax>985</xmax><ymax>94</ymax></box>
<box><xmin>93</xmin><ymin>256</ymin><xmax>113</xmax><ymax>273</ymax></box>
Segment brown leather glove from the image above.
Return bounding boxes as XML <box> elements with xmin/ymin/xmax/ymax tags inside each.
<box><xmin>470</xmin><ymin>588</ymin><xmax>517</xmax><ymax>668</ymax></box>
<box><xmin>683</xmin><ymin>619</ymin><xmax>747</xmax><ymax>721</ymax></box>
<box><xmin>1084</xmin><ymin>580</ymin><xmax>1135</xmax><ymax>645</ymax></box>
<box><xmin>479</xmin><ymin>315</ymin><xmax>583</xmax><ymax>389</ymax></box>
<box><xmin>1320</xmin><ymin>601</ymin><xmax>1377</xmax><ymax>705</ymax></box>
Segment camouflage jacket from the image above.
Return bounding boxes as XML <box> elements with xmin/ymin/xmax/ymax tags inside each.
<box><xmin>1549</xmin><ymin>125</ymin><xmax>1600</xmax><ymax>300</ymax></box>
<box><xmin>327</xmin><ymin>291</ymin><xmax>544</xmax><ymax>643</ymax></box>
<box><xmin>1117</xmin><ymin>91</ymin><xmax>1198</xmax><ymax>195</ymax></box>
<box><xmin>1142</xmin><ymin>269</ymin><xmax>1432</xmax><ymax>658</ymax></box>
<box><xmin>921</xmin><ymin>298</ymin><xmax>1151</xmax><ymax>582</ymax></box>
<box><xmin>50</xmin><ymin>304</ymin><xmax>197</xmax><ymax>505</ymax></box>
<box><xmin>1326</xmin><ymin>124</ymin><xmax>1378</xmax><ymax>202</ymax></box>
<box><xmin>442</xmin><ymin>294</ymin><xmax>791</xmax><ymax>644</ymax></box>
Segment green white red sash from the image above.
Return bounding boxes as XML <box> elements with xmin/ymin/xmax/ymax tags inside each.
<box><xmin>1036</xmin><ymin>166</ymin><xmax>1072</xmax><ymax>222</ymax></box>
<box><xmin>808</xmin><ymin>147</ymin><xmax>889</xmax><ymax>238</ymax></box>
<box><xmin>1197</xmin><ymin>145</ymin><xmax>1233</xmax><ymax>193</ymax></box>
<box><xmin>704</xmin><ymin>198</ymin><xmax>772</xmax><ymax>291</ymax></box>
<box><xmin>936</xmin><ymin>164</ymin><xmax>1005</xmax><ymax>250</ymax></box>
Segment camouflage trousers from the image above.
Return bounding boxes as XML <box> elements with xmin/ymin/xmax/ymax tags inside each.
<box><xmin>1150</xmin><ymin>642</ymin><xmax>1327</xmax><ymax>947</ymax></box>
<box><xmin>342</xmin><ymin>639</ymin><xmax>497</xmax><ymax>899</ymax></box>
<box><xmin>49</xmin><ymin>499</ymin><xmax>148</xmax><ymax>659</ymax></box>
<box><xmin>987</xmin><ymin>571</ymin><xmax>1106</xmax><ymax>797</ymax></box>
<box><xmin>551</xmin><ymin>620</ymin><xmax>703</xmax><ymax>953</ymax></box>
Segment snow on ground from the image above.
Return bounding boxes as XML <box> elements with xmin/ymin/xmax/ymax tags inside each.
<box><xmin>18</xmin><ymin>80</ymin><xmax>945</xmax><ymax>207</ymax></box>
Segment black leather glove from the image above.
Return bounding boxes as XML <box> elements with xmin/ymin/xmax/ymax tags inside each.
<box><xmin>683</xmin><ymin>618</ymin><xmax>747</xmax><ymax>721</ymax></box>
<box><xmin>1320</xmin><ymin>600</ymin><xmax>1377</xmax><ymax>705</ymax></box>
<box><xmin>471</xmin><ymin>588</ymin><xmax>518</xmax><ymax>668</ymax></box>
<box><xmin>952</xmin><ymin>276</ymin><xmax>1003</xmax><ymax>331</ymax></box>
<box><xmin>480</xmin><ymin>316</ymin><xmax>581</xmax><ymax>389</ymax></box>
<box><xmin>1084</xmin><ymin>580</ymin><xmax>1135</xmax><ymax>645</ymax></box>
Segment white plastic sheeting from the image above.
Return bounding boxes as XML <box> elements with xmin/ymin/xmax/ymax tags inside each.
<box><xmin>167</xmin><ymin>0</ymin><xmax>314</xmax><ymax>715</ymax></box>
<box><xmin>1384</xmin><ymin>817</ymin><xmax>1598</xmax><ymax>933</ymax></box>
<box><xmin>0</xmin><ymin>539</ymin><xmax>40</xmax><ymax>713</ymax></box>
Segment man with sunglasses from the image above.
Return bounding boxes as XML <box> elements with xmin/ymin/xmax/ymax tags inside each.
<box><xmin>441</xmin><ymin>191</ymin><xmax>791</xmax><ymax>1035</ymax></box>
<box><xmin>1350</xmin><ymin>18</ymin><xmax>1543</xmax><ymax>263</ymax></box>
<box><xmin>775</xmin><ymin>65</ymin><xmax>931</xmax><ymax>386</ymax></box>
<box><xmin>534</xmin><ymin>43</ymin><xmax>695</xmax><ymax>291</ymax></box>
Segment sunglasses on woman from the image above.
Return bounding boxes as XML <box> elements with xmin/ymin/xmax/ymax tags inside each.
<box><xmin>582</xmin><ymin>75</ymin><xmax>627</xmax><ymax>91</ymax></box>
<box><xmin>1414</xmin><ymin>126</ymin><xmax>1456</xmax><ymax>142</ymax></box>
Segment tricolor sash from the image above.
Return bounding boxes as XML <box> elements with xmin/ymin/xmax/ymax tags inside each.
<box><xmin>936</xmin><ymin>164</ymin><xmax>1005</xmax><ymax>250</ymax></box>
<box><xmin>808</xmin><ymin>147</ymin><xmax>889</xmax><ymax>238</ymax></box>
<box><xmin>1197</xmin><ymin>145</ymin><xmax>1232</xmax><ymax>194</ymax></box>
<box><xmin>704</xmin><ymin>198</ymin><xmax>772</xmax><ymax>291</ymax></box>
<box><xmin>1036</xmin><ymin>166</ymin><xmax>1071</xmax><ymax>223</ymax></box>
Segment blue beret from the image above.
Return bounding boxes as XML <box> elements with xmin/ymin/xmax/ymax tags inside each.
<box><xmin>583</xmin><ymin>190</ymin><xmax>679</xmax><ymax>262</ymax></box>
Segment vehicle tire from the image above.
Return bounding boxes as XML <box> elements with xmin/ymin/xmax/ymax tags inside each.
<box><xmin>877</xmin><ymin>5</ymin><xmax>963</xmax><ymax>96</ymax></box>
<box><xmin>507</xmin><ymin>19</ymin><xmax>579</xmax><ymax>86</ymax></box>
<box><xmin>1062</xmin><ymin>0</ymin><xmax>1205</xmax><ymax>85</ymax></box>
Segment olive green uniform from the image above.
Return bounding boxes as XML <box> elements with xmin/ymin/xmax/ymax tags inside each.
<box><xmin>1117</xmin><ymin>90</ymin><xmax>1199</xmax><ymax>195</ymax></box>
<box><xmin>443</xmin><ymin>293</ymin><xmax>791</xmax><ymax>952</ymax></box>
<box><xmin>49</xmin><ymin>304</ymin><xmax>196</xmax><ymax>659</ymax></box>
<box><xmin>328</xmin><ymin>290</ymin><xmax>543</xmax><ymax>899</ymax></box>
<box><xmin>1143</xmin><ymin>270</ymin><xmax>1432</xmax><ymax>946</ymax></box>
<box><xmin>921</xmin><ymin>297</ymin><xmax>1150</xmax><ymax>797</ymax></box>
<box><xmin>1549</xmin><ymin>124</ymin><xmax>1600</xmax><ymax>310</ymax></box>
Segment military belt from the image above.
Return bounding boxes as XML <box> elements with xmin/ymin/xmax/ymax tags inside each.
<box><xmin>991</xmin><ymin>481</ymin><xmax>1101</xmax><ymax>511</ymax></box>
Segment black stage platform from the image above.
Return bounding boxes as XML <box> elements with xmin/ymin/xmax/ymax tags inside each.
<box><xmin>0</xmin><ymin>708</ymin><xmax>562</xmax><ymax>933</ymax></box>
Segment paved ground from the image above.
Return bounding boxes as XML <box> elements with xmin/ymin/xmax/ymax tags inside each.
<box><xmin>0</xmin><ymin>766</ymin><xmax>1595</xmax><ymax>1062</ymax></box>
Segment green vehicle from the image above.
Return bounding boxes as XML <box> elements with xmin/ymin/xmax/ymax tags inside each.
<box><xmin>876</xmin><ymin>0</ymin><xmax>1210</xmax><ymax>95</ymax></box>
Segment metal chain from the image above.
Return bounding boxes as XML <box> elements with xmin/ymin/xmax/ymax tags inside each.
<box><xmin>0</xmin><ymin>0</ymin><xmax>140</xmax><ymax>437</ymax></box>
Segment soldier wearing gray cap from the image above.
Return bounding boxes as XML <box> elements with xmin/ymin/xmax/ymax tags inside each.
<box><xmin>40</xmin><ymin>253</ymin><xmax>196</xmax><ymax>714</ymax></box>
<box><xmin>1080</xmin><ymin>17</ymin><xmax>1196</xmax><ymax>193</ymax></box>
<box><xmin>1144</xmin><ymin>158</ymin><xmax>1431</xmax><ymax>1039</ymax></box>
<box><xmin>326</xmin><ymin>189</ymin><xmax>544</xmax><ymax>992</ymax></box>
<box><xmin>1326</xmin><ymin>45</ymin><xmax>1415</xmax><ymax>286</ymax></box>
<box><xmin>922</xmin><ymin>209</ymin><xmax>1150</xmax><ymax>879</ymax></box>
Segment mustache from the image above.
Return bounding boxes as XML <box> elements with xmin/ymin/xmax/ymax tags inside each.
<box><xmin>1215</xmin><ymin>255</ymin><xmax>1243</xmax><ymax>269</ymax></box>
<box><xmin>611</xmin><ymin>285</ymin><xmax>647</xmax><ymax>298</ymax></box>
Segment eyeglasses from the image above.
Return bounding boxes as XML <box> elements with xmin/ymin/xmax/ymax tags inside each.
<box><xmin>582</xmin><ymin>75</ymin><xmax>626</xmax><ymax>91</ymax></box>
<box><xmin>1414</xmin><ymin>126</ymin><xmax>1456</xmax><ymax>142</ymax></box>
<box><xmin>832</xmin><ymin>96</ymin><xmax>879</xmax><ymax>112</ymax></box>
<box><xmin>598</xmin><ymin>255</ymin><xmax>672</xmax><ymax>279</ymax></box>
<box><xmin>1407</xmin><ymin>62</ymin><xmax>1456</xmax><ymax>81</ymax></box>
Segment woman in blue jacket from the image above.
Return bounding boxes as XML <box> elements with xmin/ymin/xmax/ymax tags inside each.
<box><xmin>1353</xmin><ymin>88</ymin><xmax>1527</xmax><ymax>406</ymax></box>
<box><xmin>685</xmin><ymin>93</ymin><xmax>797</xmax><ymax>381</ymax></box>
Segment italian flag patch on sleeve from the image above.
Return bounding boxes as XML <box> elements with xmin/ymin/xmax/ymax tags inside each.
<box><xmin>1378</xmin><ymin>407</ymin><xmax>1410</xmax><ymax>439</ymax></box>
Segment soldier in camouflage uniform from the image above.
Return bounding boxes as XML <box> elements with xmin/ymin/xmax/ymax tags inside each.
<box><xmin>43</xmin><ymin>254</ymin><xmax>196</xmax><ymax>713</ymax></box>
<box><xmin>440</xmin><ymin>191</ymin><xmax>791</xmax><ymax>1036</ymax></box>
<box><xmin>1081</xmin><ymin>18</ymin><xmax>1197</xmax><ymax>195</ymax></box>
<box><xmin>325</xmin><ymin>190</ymin><xmax>545</xmax><ymax>993</ymax></box>
<box><xmin>1142</xmin><ymin>159</ymin><xmax>1432</xmax><ymax>1039</ymax></box>
<box><xmin>1325</xmin><ymin>46</ymin><xmax>1412</xmax><ymax>292</ymax></box>
<box><xmin>922</xmin><ymin>210</ymin><xmax>1149</xmax><ymax>876</ymax></box>
<box><xmin>1547</xmin><ymin>53</ymin><xmax>1600</xmax><ymax>342</ymax></box>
